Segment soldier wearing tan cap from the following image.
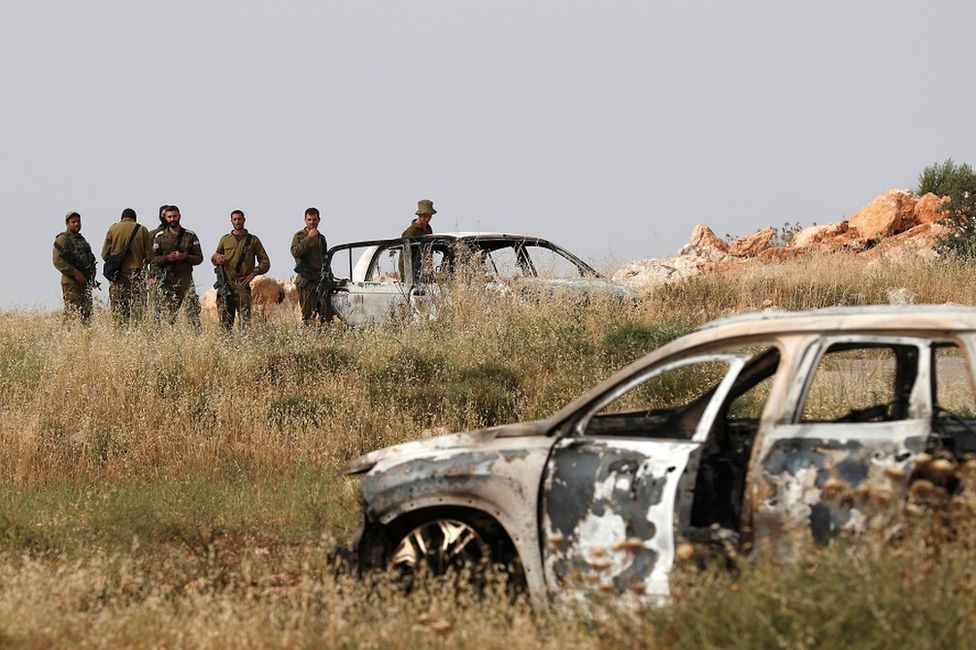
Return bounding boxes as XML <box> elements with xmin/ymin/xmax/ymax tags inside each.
<box><xmin>401</xmin><ymin>199</ymin><xmax>436</xmax><ymax>238</ymax></box>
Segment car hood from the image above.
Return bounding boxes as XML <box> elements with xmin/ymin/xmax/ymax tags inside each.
<box><xmin>339</xmin><ymin>419</ymin><xmax>550</xmax><ymax>476</ymax></box>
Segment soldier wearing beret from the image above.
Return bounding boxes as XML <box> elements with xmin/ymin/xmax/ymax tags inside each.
<box><xmin>52</xmin><ymin>211</ymin><xmax>97</xmax><ymax>323</ymax></box>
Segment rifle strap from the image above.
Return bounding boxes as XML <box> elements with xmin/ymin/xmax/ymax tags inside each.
<box><xmin>53</xmin><ymin>239</ymin><xmax>83</xmax><ymax>274</ymax></box>
<box><xmin>234</xmin><ymin>234</ymin><xmax>253</xmax><ymax>279</ymax></box>
<box><xmin>119</xmin><ymin>223</ymin><xmax>141</xmax><ymax>259</ymax></box>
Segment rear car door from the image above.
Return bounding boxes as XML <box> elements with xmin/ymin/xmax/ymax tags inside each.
<box><xmin>749</xmin><ymin>336</ymin><xmax>932</xmax><ymax>550</ymax></box>
<box><xmin>327</xmin><ymin>242</ymin><xmax>412</xmax><ymax>325</ymax></box>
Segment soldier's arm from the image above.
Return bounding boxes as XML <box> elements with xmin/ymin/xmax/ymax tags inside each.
<box><xmin>211</xmin><ymin>236</ymin><xmax>225</xmax><ymax>266</ymax></box>
<box><xmin>290</xmin><ymin>231</ymin><xmax>307</xmax><ymax>259</ymax></box>
<box><xmin>186</xmin><ymin>236</ymin><xmax>204</xmax><ymax>266</ymax></box>
<box><xmin>100</xmin><ymin>228</ymin><xmax>113</xmax><ymax>261</ymax></box>
<box><xmin>138</xmin><ymin>228</ymin><xmax>153</xmax><ymax>266</ymax></box>
<box><xmin>253</xmin><ymin>238</ymin><xmax>271</xmax><ymax>276</ymax></box>
<box><xmin>52</xmin><ymin>234</ymin><xmax>73</xmax><ymax>275</ymax></box>
<box><xmin>151</xmin><ymin>236</ymin><xmax>170</xmax><ymax>268</ymax></box>
<box><xmin>293</xmin><ymin>232</ymin><xmax>324</xmax><ymax>258</ymax></box>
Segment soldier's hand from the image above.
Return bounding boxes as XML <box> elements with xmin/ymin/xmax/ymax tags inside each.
<box><xmin>242</xmin><ymin>273</ymin><xmax>255</xmax><ymax>285</ymax></box>
<box><xmin>307</xmin><ymin>227</ymin><xmax>319</xmax><ymax>238</ymax></box>
<box><xmin>166</xmin><ymin>251</ymin><xmax>181</xmax><ymax>262</ymax></box>
<box><xmin>213</xmin><ymin>254</ymin><xmax>225</xmax><ymax>265</ymax></box>
<box><xmin>73</xmin><ymin>270</ymin><xmax>86</xmax><ymax>285</ymax></box>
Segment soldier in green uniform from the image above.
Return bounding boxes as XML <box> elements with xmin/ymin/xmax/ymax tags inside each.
<box><xmin>146</xmin><ymin>205</ymin><xmax>171</xmax><ymax>323</ymax></box>
<box><xmin>402</xmin><ymin>199</ymin><xmax>436</xmax><ymax>238</ymax></box>
<box><xmin>52</xmin><ymin>211</ymin><xmax>97</xmax><ymax>323</ymax></box>
<box><xmin>149</xmin><ymin>205</ymin><xmax>169</xmax><ymax>238</ymax></box>
<box><xmin>211</xmin><ymin>209</ymin><xmax>271</xmax><ymax>331</ymax></box>
<box><xmin>101</xmin><ymin>207</ymin><xmax>153</xmax><ymax>324</ymax></box>
<box><xmin>290</xmin><ymin>207</ymin><xmax>329</xmax><ymax>324</ymax></box>
<box><xmin>399</xmin><ymin>199</ymin><xmax>436</xmax><ymax>280</ymax></box>
<box><xmin>151</xmin><ymin>205</ymin><xmax>204</xmax><ymax>327</ymax></box>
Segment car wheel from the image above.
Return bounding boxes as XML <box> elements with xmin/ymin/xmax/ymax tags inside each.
<box><xmin>391</xmin><ymin>518</ymin><xmax>491</xmax><ymax>588</ymax></box>
<box><xmin>388</xmin><ymin>515</ymin><xmax>526</xmax><ymax>594</ymax></box>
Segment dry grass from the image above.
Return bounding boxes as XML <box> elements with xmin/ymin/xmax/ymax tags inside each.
<box><xmin>1</xmin><ymin>254</ymin><xmax>976</xmax><ymax>647</ymax></box>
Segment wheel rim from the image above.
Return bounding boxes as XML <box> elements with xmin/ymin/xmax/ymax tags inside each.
<box><xmin>391</xmin><ymin>519</ymin><xmax>490</xmax><ymax>578</ymax></box>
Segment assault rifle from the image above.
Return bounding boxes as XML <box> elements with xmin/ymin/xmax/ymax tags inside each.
<box><xmin>54</xmin><ymin>240</ymin><xmax>101</xmax><ymax>290</ymax></box>
<box><xmin>293</xmin><ymin>260</ymin><xmax>337</xmax><ymax>323</ymax></box>
<box><xmin>213</xmin><ymin>265</ymin><xmax>232</xmax><ymax>319</ymax></box>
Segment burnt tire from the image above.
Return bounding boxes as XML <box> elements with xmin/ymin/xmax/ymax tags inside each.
<box><xmin>384</xmin><ymin>513</ymin><xmax>526</xmax><ymax>594</ymax></box>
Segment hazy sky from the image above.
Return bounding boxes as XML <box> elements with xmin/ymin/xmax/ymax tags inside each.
<box><xmin>3</xmin><ymin>1</ymin><xmax>974</xmax><ymax>309</ymax></box>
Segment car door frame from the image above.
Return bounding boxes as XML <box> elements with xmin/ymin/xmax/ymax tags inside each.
<box><xmin>747</xmin><ymin>334</ymin><xmax>933</xmax><ymax>551</ymax></box>
<box><xmin>539</xmin><ymin>352</ymin><xmax>750</xmax><ymax>601</ymax></box>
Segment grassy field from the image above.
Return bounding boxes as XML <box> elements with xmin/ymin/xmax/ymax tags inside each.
<box><xmin>3</xmin><ymin>254</ymin><xmax>976</xmax><ymax>648</ymax></box>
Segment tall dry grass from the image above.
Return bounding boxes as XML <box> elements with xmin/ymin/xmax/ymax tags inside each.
<box><xmin>1</xmin><ymin>254</ymin><xmax>975</xmax><ymax>647</ymax></box>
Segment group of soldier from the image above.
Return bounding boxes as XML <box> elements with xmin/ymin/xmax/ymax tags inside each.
<box><xmin>51</xmin><ymin>199</ymin><xmax>438</xmax><ymax>330</ymax></box>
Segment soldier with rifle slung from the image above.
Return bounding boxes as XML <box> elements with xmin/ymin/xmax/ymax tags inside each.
<box><xmin>52</xmin><ymin>211</ymin><xmax>99</xmax><ymax>323</ymax></box>
<box><xmin>290</xmin><ymin>207</ymin><xmax>333</xmax><ymax>325</ymax></box>
<box><xmin>151</xmin><ymin>205</ymin><xmax>204</xmax><ymax>327</ymax></box>
<box><xmin>211</xmin><ymin>209</ymin><xmax>271</xmax><ymax>331</ymax></box>
<box><xmin>101</xmin><ymin>207</ymin><xmax>153</xmax><ymax>325</ymax></box>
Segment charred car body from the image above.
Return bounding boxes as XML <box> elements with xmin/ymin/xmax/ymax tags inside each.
<box><xmin>324</xmin><ymin>233</ymin><xmax>632</xmax><ymax>326</ymax></box>
<box><xmin>341</xmin><ymin>305</ymin><xmax>976</xmax><ymax>604</ymax></box>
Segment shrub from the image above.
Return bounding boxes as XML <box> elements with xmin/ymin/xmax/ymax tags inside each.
<box><xmin>917</xmin><ymin>159</ymin><xmax>976</xmax><ymax>258</ymax></box>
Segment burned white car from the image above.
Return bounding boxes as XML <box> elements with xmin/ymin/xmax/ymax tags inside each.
<box><xmin>324</xmin><ymin>233</ymin><xmax>632</xmax><ymax>326</ymax></box>
<box><xmin>341</xmin><ymin>305</ymin><xmax>976</xmax><ymax>603</ymax></box>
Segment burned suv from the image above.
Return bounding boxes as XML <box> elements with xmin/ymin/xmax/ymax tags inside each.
<box><xmin>324</xmin><ymin>233</ymin><xmax>632</xmax><ymax>326</ymax></box>
<box><xmin>341</xmin><ymin>305</ymin><xmax>976</xmax><ymax>603</ymax></box>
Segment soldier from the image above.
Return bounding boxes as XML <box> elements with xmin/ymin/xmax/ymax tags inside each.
<box><xmin>290</xmin><ymin>207</ymin><xmax>330</xmax><ymax>324</ymax></box>
<box><xmin>399</xmin><ymin>199</ymin><xmax>436</xmax><ymax>279</ymax></box>
<box><xmin>101</xmin><ymin>207</ymin><xmax>153</xmax><ymax>324</ymax></box>
<box><xmin>52</xmin><ymin>211</ymin><xmax>97</xmax><ymax>323</ymax></box>
<box><xmin>211</xmin><ymin>209</ymin><xmax>271</xmax><ymax>331</ymax></box>
<box><xmin>146</xmin><ymin>205</ymin><xmax>170</xmax><ymax>322</ymax></box>
<box><xmin>402</xmin><ymin>199</ymin><xmax>435</xmax><ymax>238</ymax></box>
<box><xmin>151</xmin><ymin>205</ymin><xmax>203</xmax><ymax>326</ymax></box>
<box><xmin>149</xmin><ymin>205</ymin><xmax>169</xmax><ymax>237</ymax></box>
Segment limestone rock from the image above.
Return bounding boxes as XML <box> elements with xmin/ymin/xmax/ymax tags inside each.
<box><xmin>914</xmin><ymin>192</ymin><xmax>948</xmax><ymax>225</ymax></box>
<box><xmin>790</xmin><ymin>222</ymin><xmax>848</xmax><ymax>249</ymax></box>
<box><xmin>729</xmin><ymin>227</ymin><xmax>775</xmax><ymax>257</ymax></box>
<box><xmin>759</xmin><ymin>246</ymin><xmax>803</xmax><ymax>263</ymax></box>
<box><xmin>849</xmin><ymin>190</ymin><xmax>917</xmax><ymax>240</ymax></box>
<box><xmin>861</xmin><ymin>222</ymin><xmax>948</xmax><ymax>261</ymax></box>
<box><xmin>688</xmin><ymin>224</ymin><xmax>728</xmax><ymax>252</ymax></box>
<box><xmin>885</xmin><ymin>287</ymin><xmax>919</xmax><ymax>305</ymax></box>
<box><xmin>612</xmin><ymin>256</ymin><xmax>705</xmax><ymax>290</ymax></box>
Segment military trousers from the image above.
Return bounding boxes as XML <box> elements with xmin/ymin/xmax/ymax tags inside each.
<box><xmin>159</xmin><ymin>275</ymin><xmax>201</xmax><ymax>327</ymax></box>
<box><xmin>61</xmin><ymin>278</ymin><xmax>93</xmax><ymax>323</ymax></box>
<box><xmin>298</xmin><ymin>282</ymin><xmax>328</xmax><ymax>324</ymax></box>
<box><xmin>219</xmin><ymin>281</ymin><xmax>252</xmax><ymax>331</ymax></box>
<box><xmin>109</xmin><ymin>270</ymin><xmax>146</xmax><ymax>325</ymax></box>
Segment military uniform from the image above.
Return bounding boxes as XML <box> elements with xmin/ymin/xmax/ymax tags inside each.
<box><xmin>211</xmin><ymin>229</ymin><xmax>271</xmax><ymax>330</ymax></box>
<box><xmin>52</xmin><ymin>229</ymin><xmax>97</xmax><ymax>322</ymax></box>
<box><xmin>151</xmin><ymin>227</ymin><xmax>204</xmax><ymax>326</ymax></box>
<box><xmin>290</xmin><ymin>229</ymin><xmax>329</xmax><ymax>323</ymax></box>
<box><xmin>399</xmin><ymin>219</ymin><xmax>434</xmax><ymax>280</ymax></box>
<box><xmin>102</xmin><ymin>218</ymin><xmax>153</xmax><ymax>324</ymax></box>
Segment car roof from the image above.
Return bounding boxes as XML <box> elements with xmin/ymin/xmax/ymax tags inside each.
<box><xmin>695</xmin><ymin>304</ymin><xmax>976</xmax><ymax>337</ymax></box>
<box><xmin>547</xmin><ymin>304</ymin><xmax>976</xmax><ymax>430</ymax></box>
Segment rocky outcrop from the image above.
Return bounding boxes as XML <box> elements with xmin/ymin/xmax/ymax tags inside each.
<box><xmin>616</xmin><ymin>189</ymin><xmax>951</xmax><ymax>292</ymax></box>
<box><xmin>848</xmin><ymin>189</ymin><xmax>917</xmax><ymax>240</ymax></box>
<box><xmin>729</xmin><ymin>227</ymin><xmax>775</xmax><ymax>257</ymax></box>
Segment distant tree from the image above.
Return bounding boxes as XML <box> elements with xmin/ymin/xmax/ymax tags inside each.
<box><xmin>919</xmin><ymin>159</ymin><xmax>976</xmax><ymax>258</ymax></box>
